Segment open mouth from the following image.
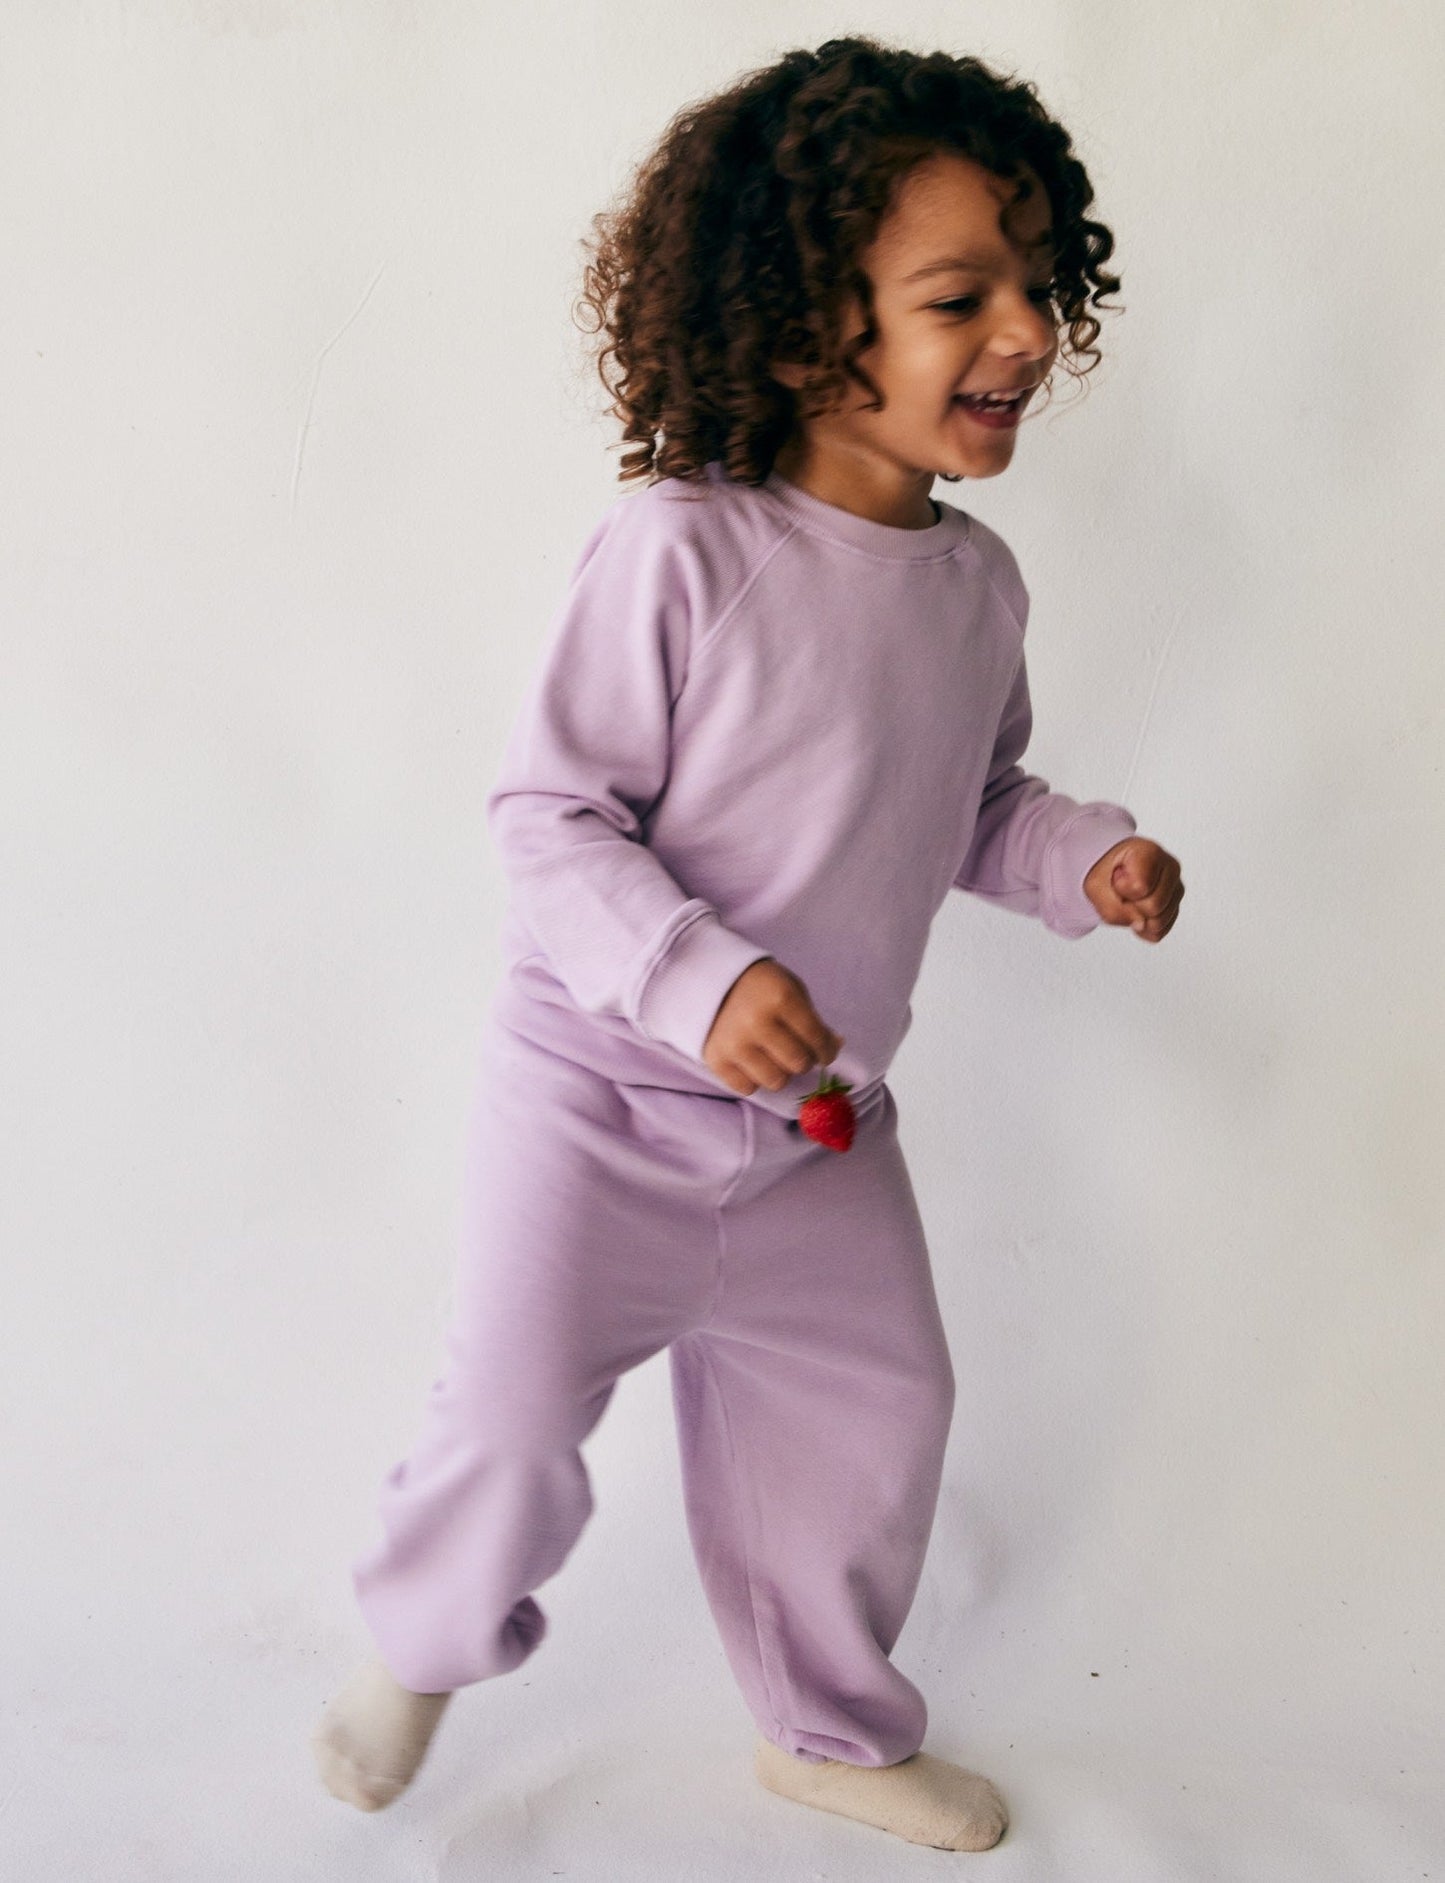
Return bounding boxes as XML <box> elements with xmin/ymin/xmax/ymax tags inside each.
<box><xmin>952</xmin><ymin>387</ymin><xmax>1029</xmax><ymax>429</ymax></box>
<box><xmin>953</xmin><ymin>388</ymin><xmax>1028</xmax><ymax>414</ymax></box>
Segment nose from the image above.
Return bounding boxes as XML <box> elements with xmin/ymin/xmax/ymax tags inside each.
<box><xmin>991</xmin><ymin>288</ymin><xmax>1058</xmax><ymax>372</ymax></box>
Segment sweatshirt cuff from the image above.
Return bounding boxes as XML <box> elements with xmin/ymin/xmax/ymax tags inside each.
<box><xmin>1041</xmin><ymin>802</ymin><xmax>1139</xmax><ymax>938</ymax></box>
<box><xmin>635</xmin><ymin>910</ymin><xmax>774</xmax><ymax>1063</ymax></box>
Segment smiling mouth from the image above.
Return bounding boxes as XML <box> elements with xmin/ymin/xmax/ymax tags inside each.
<box><xmin>953</xmin><ymin>387</ymin><xmax>1030</xmax><ymax>414</ymax></box>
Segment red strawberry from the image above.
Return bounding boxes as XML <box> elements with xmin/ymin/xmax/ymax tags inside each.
<box><xmin>797</xmin><ymin>1072</ymin><xmax>856</xmax><ymax>1153</ymax></box>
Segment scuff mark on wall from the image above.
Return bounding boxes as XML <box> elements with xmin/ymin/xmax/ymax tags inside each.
<box><xmin>1119</xmin><ymin>606</ymin><xmax>1186</xmax><ymax>804</ymax></box>
<box><xmin>289</xmin><ymin>261</ymin><xmax>387</xmax><ymax>521</ymax></box>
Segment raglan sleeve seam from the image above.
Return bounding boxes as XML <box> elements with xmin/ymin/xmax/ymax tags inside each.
<box><xmin>484</xmin><ymin>488</ymin><xmax>775</xmax><ymax>1065</ymax></box>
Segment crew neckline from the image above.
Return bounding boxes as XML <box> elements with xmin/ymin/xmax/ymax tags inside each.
<box><xmin>758</xmin><ymin>465</ymin><xmax>971</xmax><ymax>561</ymax></box>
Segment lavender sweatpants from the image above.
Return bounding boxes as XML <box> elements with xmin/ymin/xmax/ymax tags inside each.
<box><xmin>349</xmin><ymin>1010</ymin><xmax>956</xmax><ymax>1767</ymax></box>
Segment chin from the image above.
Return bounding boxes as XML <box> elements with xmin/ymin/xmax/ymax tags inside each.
<box><xmin>938</xmin><ymin>457</ymin><xmax>1007</xmax><ymax>482</ymax></box>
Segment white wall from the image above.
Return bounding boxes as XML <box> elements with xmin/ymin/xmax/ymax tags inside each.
<box><xmin>3</xmin><ymin>4</ymin><xmax>1441</xmax><ymax>1877</ymax></box>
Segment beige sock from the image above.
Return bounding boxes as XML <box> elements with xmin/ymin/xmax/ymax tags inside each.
<box><xmin>310</xmin><ymin>1656</ymin><xmax>453</xmax><ymax>1812</ymax></box>
<box><xmin>754</xmin><ymin>1736</ymin><xmax>1008</xmax><ymax>1852</ymax></box>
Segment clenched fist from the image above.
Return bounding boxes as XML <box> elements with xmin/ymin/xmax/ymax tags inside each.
<box><xmin>1083</xmin><ymin>836</ymin><xmax>1185</xmax><ymax>942</ymax></box>
<box><xmin>701</xmin><ymin>958</ymin><xmax>845</xmax><ymax>1097</ymax></box>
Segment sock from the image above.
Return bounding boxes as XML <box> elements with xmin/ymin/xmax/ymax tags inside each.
<box><xmin>754</xmin><ymin>1736</ymin><xmax>1009</xmax><ymax>1852</ymax></box>
<box><xmin>310</xmin><ymin>1656</ymin><xmax>452</xmax><ymax>1811</ymax></box>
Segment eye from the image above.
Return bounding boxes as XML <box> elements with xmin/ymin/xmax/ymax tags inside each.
<box><xmin>932</xmin><ymin>287</ymin><xmax>1056</xmax><ymax>317</ymax></box>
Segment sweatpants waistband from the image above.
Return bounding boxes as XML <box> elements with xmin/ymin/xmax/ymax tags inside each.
<box><xmin>486</xmin><ymin>975</ymin><xmax>887</xmax><ymax>1132</ymax></box>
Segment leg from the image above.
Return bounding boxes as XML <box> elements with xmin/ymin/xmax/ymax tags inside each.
<box><xmin>670</xmin><ymin>1086</ymin><xmax>1007</xmax><ymax>1850</ymax></box>
<box><xmin>313</xmin><ymin>1019</ymin><xmax>735</xmax><ymax>1807</ymax></box>
<box><xmin>669</xmin><ymin>1083</ymin><xmax>955</xmax><ymax>1767</ymax></box>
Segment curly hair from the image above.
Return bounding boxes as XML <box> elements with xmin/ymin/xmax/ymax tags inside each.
<box><xmin>573</xmin><ymin>34</ymin><xmax>1123</xmax><ymax>490</ymax></box>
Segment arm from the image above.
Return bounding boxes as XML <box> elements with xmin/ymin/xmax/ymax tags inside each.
<box><xmin>952</xmin><ymin>646</ymin><xmax>1139</xmax><ymax>939</ymax></box>
<box><xmin>485</xmin><ymin>496</ymin><xmax>773</xmax><ymax>1063</ymax></box>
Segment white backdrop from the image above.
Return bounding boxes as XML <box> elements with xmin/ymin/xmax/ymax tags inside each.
<box><xmin>3</xmin><ymin>4</ymin><xmax>1442</xmax><ymax>1878</ymax></box>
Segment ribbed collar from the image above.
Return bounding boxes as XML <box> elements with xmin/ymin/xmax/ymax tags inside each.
<box><xmin>755</xmin><ymin>465</ymin><xmax>972</xmax><ymax>561</ymax></box>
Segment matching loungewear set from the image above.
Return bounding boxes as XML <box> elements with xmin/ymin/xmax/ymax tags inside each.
<box><xmin>348</xmin><ymin>462</ymin><xmax>1138</xmax><ymax>1767</ymax></box>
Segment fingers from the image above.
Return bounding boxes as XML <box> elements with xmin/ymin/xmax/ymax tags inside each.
<box><xmin>1130</xmin><ymin>877</ymin><xmax>1185</xmax><ymax>941</ymax></box>
<box><xmin>1141</xmin><ymin>865</ymin><xmax>1180</xmax><ymax>918</ymax></box>
<box><xmin>777</xmin><ymin>983</ymin><xmax>844</xmax><ymax>1065</ymax></box>
<box><xmin>1114</xmin><ymin>846</ymin><xmax>1166</xmax><ymax>898</ymax></box>
<box><xmin>1112</xmin><ymin>846</ymin><xmax>1184</xmax><ymax>937</ymax></box>
<box><xmin>731</xmin><ymin>1044</ymin><xmax>792</xmax><ymax>1094</ymax></box>
<box><xmin>734</xmin><ymin>1018</ymin><xmax>843</xmax><ymax>1094</ymax></box>
<box><xmin>706</xmin><ymin>964</ymin><xmax>846</xmax><ymax>1096</ymax></box>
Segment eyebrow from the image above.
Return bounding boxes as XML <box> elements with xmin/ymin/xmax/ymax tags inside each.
<box><xmin>901</xmin><ymin>233</ymin><xmax>1057</xmax><ymax>283</ymax></box>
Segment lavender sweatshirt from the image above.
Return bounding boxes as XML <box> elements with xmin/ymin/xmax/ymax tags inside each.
<box><xmin>484</xmin><ymin>460</ymin><xmax>1138</xmax><ymax>1122</ymax></box>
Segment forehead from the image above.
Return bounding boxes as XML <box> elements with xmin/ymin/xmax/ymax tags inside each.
<box><xmin>869</xmin><ymin>152</ymin><xmax>1054</xmax><ymax>273</ymax></box>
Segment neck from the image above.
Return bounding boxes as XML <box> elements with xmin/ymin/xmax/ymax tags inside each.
<box><xmin>770</xmin><ymin>439</ymin><xmax>939</xmax><ymax>531</ymax></box>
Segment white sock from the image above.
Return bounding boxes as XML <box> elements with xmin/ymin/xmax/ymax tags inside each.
<box><xmin>310</xmin><ymin>1656</ymin><xmax>452</xmax><ymax>1811</ymax></box>
<box><xmin>754</xmin><ymin>1736</ymin><xmax>1008</xmax><ymax>1851</ymax></box>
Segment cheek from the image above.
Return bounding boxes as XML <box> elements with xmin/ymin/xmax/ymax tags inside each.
<box><xmin>903</xmin><ymin>327</ymin><xmax>974</xmax><ymax>384</ymax></box>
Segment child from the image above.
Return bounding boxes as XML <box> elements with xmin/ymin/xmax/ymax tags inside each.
<box><xmin>311</xmin><ymin>34</ymin><xmax>1184</xmax><ymax>1854</ymax></box>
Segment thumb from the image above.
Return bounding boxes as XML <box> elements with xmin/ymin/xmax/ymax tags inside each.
<box><xmin>1110</xmin><ymin>852</ymin><xmax>1150</xmax><ymax>930</ymax></box>
<box><xmin>1110</xmin><ymin>848</ymin><xmax>1150</xmax><ymax>902</ymax></box>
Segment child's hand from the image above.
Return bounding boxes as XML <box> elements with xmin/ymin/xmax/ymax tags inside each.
<box><xmin>1082</xmin><ymin>837</ymin><xmax>1185</xmax><ymax>942</ymax></box>
<box><xmin>702</xmin><ymin>959</ymin><xmax>845</xmax><ymax>1096</ymax></box>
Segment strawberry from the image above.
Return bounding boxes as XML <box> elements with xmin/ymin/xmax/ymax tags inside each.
<box><xmin>796</xmin><ymin>1072</ymin><xmax>856</xmax><ymax>1153</ymax></box>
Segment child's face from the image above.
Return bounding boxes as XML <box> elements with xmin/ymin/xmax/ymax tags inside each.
<box><xmin>777</xmin><ymin>151</ymin><xmax>1060</xmax><ymax>484</ymax></box>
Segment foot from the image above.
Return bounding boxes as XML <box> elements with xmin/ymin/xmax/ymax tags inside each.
<box><xmin>310</xmin><ymin>1656</ymin><xmax>452</xmax><ymax>1811</ymax></box>
<box><xmin>754</xmin><ymin>1736</ymin><xmax>1008</xmax><ymax>1852</ymax></box>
